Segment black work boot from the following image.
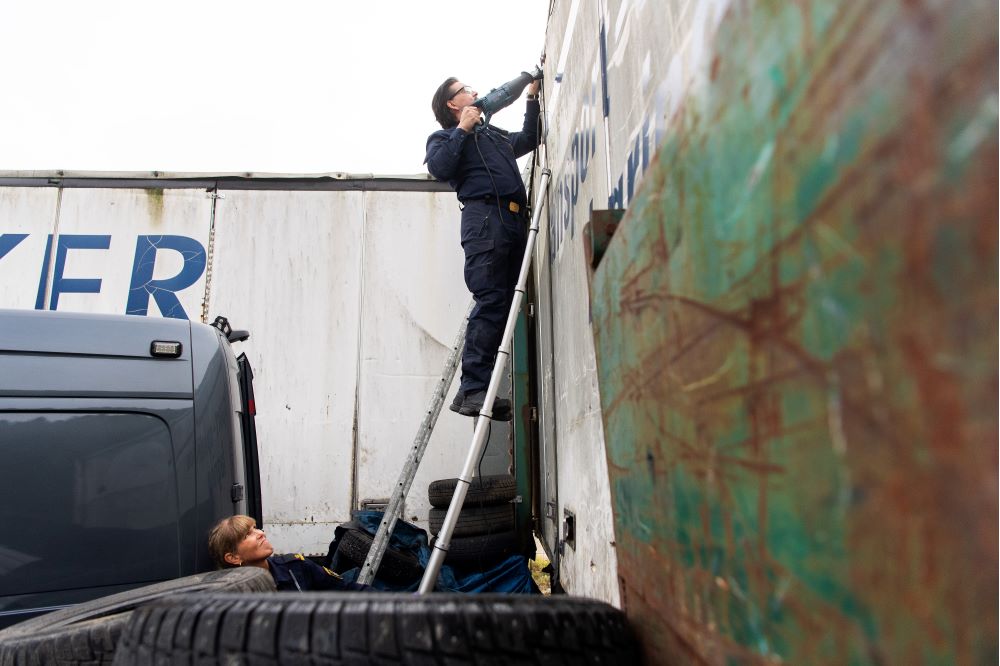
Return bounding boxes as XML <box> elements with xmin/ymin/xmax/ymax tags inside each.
<box><xmin>458</xmin><ymin>391</ymin><xmax>512</xmax><ymax>421</ymax></box>
<box><xmin>449</xmin><ymin>390</ymin><xmax>465</xmax><ymax>414</ymax></box>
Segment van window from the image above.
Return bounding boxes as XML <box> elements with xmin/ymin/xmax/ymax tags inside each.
<box><xmin>0</xmin><ymin>412</ymin><xmax>180</xmax><ymax>596</ymax></box>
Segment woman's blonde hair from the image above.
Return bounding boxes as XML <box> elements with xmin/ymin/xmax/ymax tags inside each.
<box><xmin>208</xmin><ymin>515</ymin><xmax>256</xmax><ymax>568</ymax></box>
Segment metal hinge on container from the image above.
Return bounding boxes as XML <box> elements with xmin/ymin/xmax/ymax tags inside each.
<box><xmin>231</xmin><ymin>483</ymin><xmax>244</xmax><ymax>503</ymax></box>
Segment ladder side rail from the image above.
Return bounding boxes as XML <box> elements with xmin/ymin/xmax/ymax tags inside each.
<box><xmin>419</xmin><ymin>168</ymin><xmax>552</xmax><ymax>593</ymax></box>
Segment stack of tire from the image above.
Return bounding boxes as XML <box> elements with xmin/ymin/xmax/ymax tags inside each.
<box><xmin>428</xmin><ymin>474</ymin><xmax>522</xmax><ymax>570</ymax></box>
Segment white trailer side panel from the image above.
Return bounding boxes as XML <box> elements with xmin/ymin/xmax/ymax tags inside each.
<box><xmin>353</xmin><ymin>191</ymin><xmax>477</xmax><ymax>529</ymax></box>
<box><xmin>536</xmin><ymin>0</ymin><xmax>621</xmax><ymax>605</ymax></box>
<box><xmin>56</xmin><ymin>188</ymin><xmax>212</xmax><ymax>318</ymax></box>
<box><xmin>602</xmin><ymin>0</ymin><xmax>732</xmax><ymax>211</ymax></box>
<box><xmin>0</xmin><ymin>187</ymin><xmax>60</xmax><ymax>310</ymax></box>
<box><xmin>206</xmin><ymin>190</ymin><xmax>366</xmax><ymax>553</ymax></box>
<box><xmin>0</xmin><ymin>187</ymin><xmax>212</xmax><ymax>319</ymax></box>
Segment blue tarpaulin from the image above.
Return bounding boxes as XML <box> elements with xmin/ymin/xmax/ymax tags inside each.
<box><xmin>325</xmin><ymin>510</ymin><xmax>538</xmax><ymax>594</ymax></box>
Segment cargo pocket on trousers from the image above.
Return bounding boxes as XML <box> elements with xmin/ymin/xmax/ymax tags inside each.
<box><xmin>463</xmin><ymin>239</ymin><xmax>495</xmax><ymax>293</ymax></box>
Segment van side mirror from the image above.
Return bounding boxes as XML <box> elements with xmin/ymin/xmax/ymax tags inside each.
<box><xmin>210</xmin><ymin>316</ymin><xmax>250</xmax><ymax>344</ymax></box>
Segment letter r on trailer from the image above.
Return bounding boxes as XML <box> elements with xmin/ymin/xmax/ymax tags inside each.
<box><xmin>126</xmin><ymin>235</ymin><xmax>207</xmax><ymax>319</ymax></box>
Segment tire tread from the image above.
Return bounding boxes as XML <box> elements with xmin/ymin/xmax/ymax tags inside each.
<box><xmin>0</xmin><ymin>568</ymin><xmax>274</xmax><ymax>666</ymax></box>
<box><xmin>428</xmin><ymin>476</ymin><xmax>517</xmax><ymax>509</ymax></box>
<box><xmin>428</xmin><ymin>504</ymin><xmax>515</xmax><ymax>537</ymax></box>
<box><xmin>442</xmin><ymin>531</ymin><xmax>521</xmax><ymax>569</ymax></box>
<box><xmin>336</xmin><ymin>529</ymin><xmax>425</xmax><ymax>584</ymax></box>
<box><xmin>113</xmin><ymin>592</ymin><xmax>640</xmax><ymax>665</ymax></box>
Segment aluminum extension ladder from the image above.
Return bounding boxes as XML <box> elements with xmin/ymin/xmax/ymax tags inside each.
<box><xmin>356</xmin><ymin>169</ymin><xmax>552</xmax><ymax>589</ymax></box>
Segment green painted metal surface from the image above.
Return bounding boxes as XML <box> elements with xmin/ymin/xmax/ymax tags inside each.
<box><xmin>589</xmin><ymin>1</ymin><xmax>997</xmax><ymax>663</ymax></box>
<box><xmin>513</xmin><ymin>306</ymin><xmax>534</xmax><ymax>551</ymax></box>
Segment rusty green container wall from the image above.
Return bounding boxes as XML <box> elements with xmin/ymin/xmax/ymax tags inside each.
<box><xmin>589</xmin><ymin>1</ymin><xmax>997</xmax><ymax>664</ymax></box>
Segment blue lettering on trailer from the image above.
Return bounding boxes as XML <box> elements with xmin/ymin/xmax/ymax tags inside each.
<box><xmin>607</xmin><ymin>114</ymin><xmax>654</xmax><ymax>211</ymax></box>
<box><xmin>547</xmin><ymin>19</ymin><xmax>677</xmax><ymax>261</ymax></box>
<box><xmin>40</xmin><ymin>235</ymin><xmax>112</xmax><ymax>310</ymax></box>
<box><xmin>126</xmin><ymin>235</ymin><xmax>206</xmax><ymax>319</ymax></box>
<box><xmin>0</xmin><ymin>233</ymin><xmax>207</xmax><ymax>319</ymax></box>
<box><xmin>550</xmin><ymin>65</ymin><xmax>600</xmax><ymax>262</ymax></box>
<box><xmin>0</xmin><ymin>234</ymin><xmax>28</xmax><ymax>260</ymax></box>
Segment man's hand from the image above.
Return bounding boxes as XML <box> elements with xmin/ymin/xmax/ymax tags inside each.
<box><xmin>527</xmin><ymin>79</ymin><xmax>541</xmax><ymax>97</ymax></box>
<box><xmin>458</xmin><ymin>106</ymin><xmax>482</xmax><ymax>133</ymax></box>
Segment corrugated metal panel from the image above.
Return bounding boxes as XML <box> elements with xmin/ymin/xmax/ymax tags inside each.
<box><xmin>586</xmin><ymin>0</ymin><xmax>998</xmax><ymax>662</ymax></box>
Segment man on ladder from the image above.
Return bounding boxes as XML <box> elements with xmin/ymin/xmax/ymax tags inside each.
<box><xmin>357</xmin><ymin>68</ymin><xmax>545</xmax><ymax>589</ymax></box>
<box><xmin>424</xmin><ymin>75</ymin><xmax>541</xmax><ymax>421</ymax></box>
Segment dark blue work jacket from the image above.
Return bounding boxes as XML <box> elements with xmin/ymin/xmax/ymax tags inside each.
<box><xmin>267</xmin><ymin>553</ymin><xmax>369</xmax><ymax>591</ymax></box>
<box><xmin>424</xmin><ymin>99</ymin><xmax>540</xmax><ymax>205</ymax></box>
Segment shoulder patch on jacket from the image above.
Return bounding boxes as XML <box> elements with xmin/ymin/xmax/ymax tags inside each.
<box><xmin>270</xmin><ymin>553</ymin><xmax>302</xmax><ymax>564</ymax></box>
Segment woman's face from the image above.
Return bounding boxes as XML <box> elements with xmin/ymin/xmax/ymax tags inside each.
<box><xmin>231</xmin><ymin>527</ymin><xmax>274</xmax><ymax>567</ymax></box>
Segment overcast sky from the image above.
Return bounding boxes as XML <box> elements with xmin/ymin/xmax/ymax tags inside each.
<box><xmin>1</xmin><ymin>1</ymin><xmax>551</xmax><ymax>175</ymax></box>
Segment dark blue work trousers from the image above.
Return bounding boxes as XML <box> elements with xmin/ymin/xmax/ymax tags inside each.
<box><xmin>459</xmin><ymin>200</ymin><xmax>527</xmax><ymax>394</ymax></box>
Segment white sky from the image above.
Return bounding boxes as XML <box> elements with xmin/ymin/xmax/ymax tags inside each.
<box><xmin>0</xmin><ymin>1</ymin><xmax>551</xmax><ymax>175</ymax></box>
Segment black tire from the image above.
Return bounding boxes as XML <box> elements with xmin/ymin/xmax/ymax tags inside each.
<box><xmin>112</xmin><ymin>591</ymin><xmax>640</xmax><ymax>665</ymax></box>
<box><xmin>0</xmin><ymin>568</ymin><xmax>274</xmax><ymax>666</ymax></box>
<box><xmin>336</xmin><ymin>529</ymin><xmax>424</xmax><ymax>584</ymax></box>
<box><xmin>442</xmin><ymin>530</ymin><xmax>521</xmax><ymax>569</ymax></box>
<box><xmin>429</xmin><ymin>503</ymin><xmax>515</xmax><ymax>537</ymax></box>
<box><xmin>428</xmin><ymin>475</ymin><xmax>518</xmax><ymax>509</ymax></box>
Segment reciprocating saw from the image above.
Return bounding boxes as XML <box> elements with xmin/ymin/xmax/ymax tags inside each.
<box><xmin>472</xmin><ymin>66</ymin><xmax>543</xmax><ymax>125</ymax></box>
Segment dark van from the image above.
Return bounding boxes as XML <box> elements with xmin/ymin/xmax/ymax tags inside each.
<box><xmin>0</xmin><ymin>309</ymin><xmax>261</xmax><ymax>628</ymax></box>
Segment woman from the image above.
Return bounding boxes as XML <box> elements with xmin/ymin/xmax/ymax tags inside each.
<box><xmin>208</xmin><ymin>515</ymin><xmax>369</xmax><ymax>592</ymax></box>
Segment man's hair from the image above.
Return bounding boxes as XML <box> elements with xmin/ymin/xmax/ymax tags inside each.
<box><xmin>432</xmin><ymin>77</ymin><xmax>459</xmax><ymax>129</ymax></box>
<box><xmin>208</xmin><ymin>515</ymin><xmax>256</xmax><ymax>568</ymax></box>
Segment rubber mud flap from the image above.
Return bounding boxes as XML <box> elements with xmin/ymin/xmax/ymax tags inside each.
<box><xmin>428</xmin><ymin>475</ymin><xmax>518</xmax><ymax>508</ymax></box>
<box><xmin>112</xmin><ymin>592</ymin><xmax>641</xmax><ymax>665</ymax></box>
<box><xmin>429</xmin><ymin>503</ymin><xmax>515</xmax><ymax>537</ymax></box>
<box><xmin>335</xmin><ymin>529</ymin><xmax>424</xmax><ymax>584</ymax></box>
<box><xmin>0</xmin><ymin>568</ymin><xmax>274</xmax><ymax>666</ymax></box>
